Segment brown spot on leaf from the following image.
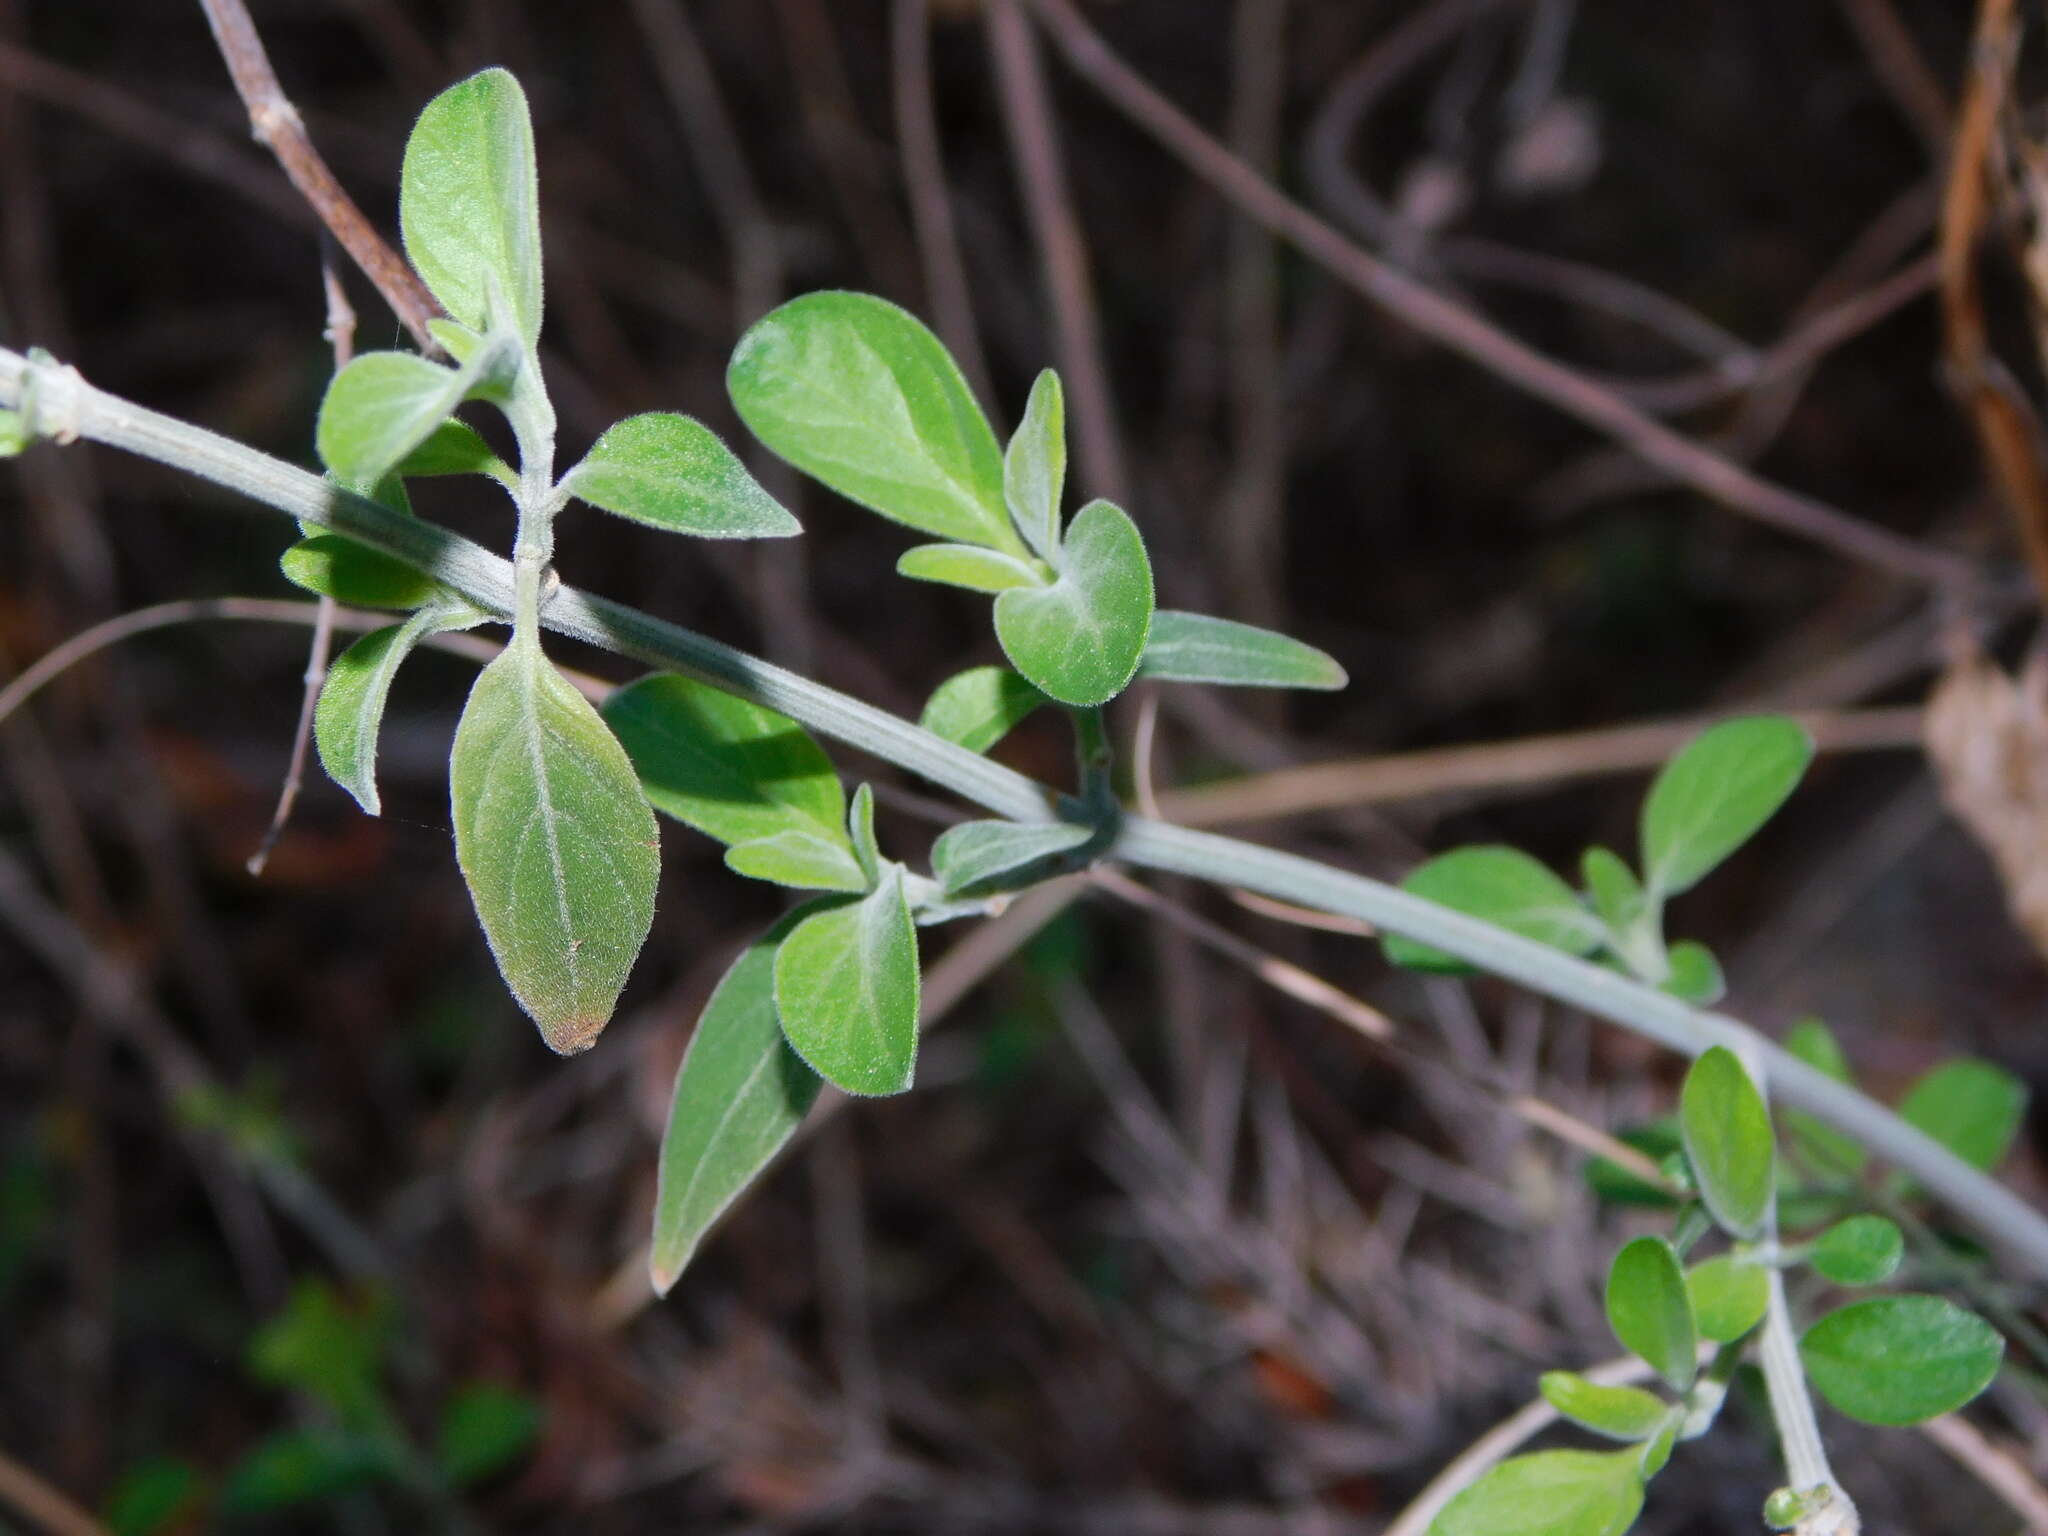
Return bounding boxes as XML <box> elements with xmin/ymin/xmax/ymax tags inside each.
<box><xmin>543</xmin><ymin>1014</ymin><xmax>607</xmax><ymax>1056</ymax></box>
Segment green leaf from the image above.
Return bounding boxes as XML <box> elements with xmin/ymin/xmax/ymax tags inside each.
<box><xmin>105</xmin><ymin>1457</ymin><xmax>207</xmax><ymax>1536</ymax></box>
<box><xmin>1537</xmin><ymin>1372</ymin><xmax>1671</xmax><ymax>1441</ymax></box>
<box><xmin>728</xmin><ymin>291</ymin><xmax>1015</xmax><ymax>551</ymax></box>
<box><xmin>602</xmin><ymin>673</ymin><xmax>847</xmax><ymax>849</ymax></box>
<box><xmin>1135</xmin><ymin>610</ymin><xmax>1347</xmax><ymax>690</ymax></box>
<box><xmin>773</xmin><ymin>867</ymin><xmax>920</xmax><ymax>1096</ymax></box>
<box><xmin>847</xmin><ymin>781</ymin><xmax>883</xmax><ymax>886</ymax></box>
<box><xmin>919</xmin><ymin>666</ymin><xmax>1049</xmax><ymax>754</ymax></box>
<box><xmin>397</xmin><ymin>418</ymin><xmax>515</xmax><ymax>487</ymax></box>
<box><xmin>1782</xmin><ymin>1018</ymin><xmax>1865</xmax><ymax>1176</ymax></box>
<box><xmin>1606</xmin><ymin>1236</ymin><xmax>1697</xmax><ymax>1391</ymax></box>
<box><xmin>434</xmin><ymin>1382</ymin><xmax>541</xmax><ymax>1488</ymax></box>
<box><xmin>1679</xmin><ymin>1047</ymin><xmax>1774</xmax><ymax>1239</ymax></box>
<box><xmin>726</xmin><ymin>830</ymin><xmax>868</xmax><ymax>892</ymax></box>
<box><xmin>897</xmin><ymin>542</ymin><xmax>1045</xmax><ymax>592</ymax></box>
<box><xmin>932</xmin><ymin>819</ymin><xmax>1094</xmax><ymax>895</ymax></box>
<box><xmin>1800</xmin><ymin>1294</ymin><xmax>2003</xmax><ymax>1425</ymax></box>
<box><xmin>1897</xmin><ymin>1057</ymin><xmax>2027</xmax><ymax>1173</ymax></box>
<box><xmin>1584</xmin><ymin>1120</ymin><xmax>1685</xmax><ymax>1209</ymax></box>
<box><xmin>315</xmin><ymin>598</ymin><xmax>485</xmax><ymax>815</ymax></box>
<box><xmin>280</xmin><ymin>533</ymin><xmax>439</xmax><ymax>610</ymax></box>
<box><xmin>559</xmin><ymin>412</ymin><xmax>800</xmax><ymax>539</ymax></box>
<box><xmin>400</xmin><ymin>67</ymin><xmax>543</xmax><ymax>349</ymax></box>
<box><xmin>1581</xmin><ymin>846</ymin><xmax>1647</xmax><ymax>937</ymax></box>
<box><xmin>222</xmin><ymin>1430</ymin><xmax>390</xmax><ymax>1514</ymax></box>
<box><xmin>1384</xmin><ymin>846</ymin><xmax>1602</xmax><ymax>972</ymax></box>
<box><xmin>450</xmin><ymin>631</ymin><xmax>660</xmax><ymax>1055</ymax></box>
<box><xmin>1660</xmin><ymin>940</ymin><xmax>1724</xmax><ymax>1005</ymax></box>
<box><xmin>651</xmin><ymin>916</ymin><xmax>823</xmax><ymax>1291</ymax></box>
<box><xmin>1429</xmin><ymin>1449</ymin><xmax>1645</xmax><ymax>1536</ymax></box>
<box><xmin>1810</xmin><ymin>1215</ymin><xmax>1904</xmax><ymax>1286</ymax></box>
<box><xmin>1639</xmin><ymin>716</ymin><xmax>1812</xmax><ymax>896</ymax></box>
<box><xmin>0</xmin><ymin>408</ymin><xmax>26</xmax><ymax>456</ymax></box>
<box><xmin>993</xmin><ymin>499</ymin><xmax>1155</xmax><ymax>707</ymax></box>
<box><xmin>1685</xmin><ymin>1255</ymin><xmax>1768</xmax><ymax>1342</ymax></box>
<box><xmin>315</xmin><ymin>346</ymin><xmax>510</xmax><ymax>492</ymax></box>
<box><xmin>248</xmin><ymin>1280</ymin><xmax>390</xmax><ymax>1428</ymax></box>
<box><xmin>1005</xmin><ymin>368</ymin><xmax>1065</xmax><ymax>560</ymax></box>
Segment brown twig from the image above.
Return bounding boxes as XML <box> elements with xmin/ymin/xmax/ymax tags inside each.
<box><xmin>195</xmin><ymin>0</ymin><xmax>440</xmax><ymax>350</ymax></box>
<box><xmin>1833</xmin><ymin>0</ymin><xmax>1952</xmax><ymax>159</ymax></box>
<box><xmin>0</xmin><ymin>1445</ymin><xmax>106</xmax><ymax>1536</ymax></box>
<box><xmin>1027</xmin><ymin>0</ymin><xmax>1976</xmax><ymax>590</ymax></box>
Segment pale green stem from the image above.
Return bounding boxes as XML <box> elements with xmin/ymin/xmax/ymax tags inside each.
<box><xmin>6</xmin><ymin>343</ymin><xmax>2048</xmax><ymax>1284</ymax></box>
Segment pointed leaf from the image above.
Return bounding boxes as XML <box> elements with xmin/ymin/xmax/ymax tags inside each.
<box><xmin>281</xmin><ymin>534</ymin><xmax>439</xmax><ymax>610</ymax></box>
<box><xmin>897</xmin><ymin>542</ymin><xmax>1045</xmax><ymax>592</ymax></box>
<box><xmin>400</xmin><ymin>67</ymin><xmax>543</xmax><ymax>348</ymax></box>
<box><xmin>559</xmin><ymin>412</ymin><xmax>799</xmax><ymax>538</ymax></box>
<box><xmin>728</xmin><ymin>291</ymin><xmax>1016</xmax><ymax>550</ymax></box>
<box><xmin>315</xmin><ymin>599</ymin><xmax>484</xmax><ymax>815</ymax></box>
<box><xmin>1782</xmin><ymin>1018</ymin><xmax>1865</xmax><ymax>1176</ymax></box>
<box><xmin>773</xmin><ymin>867</ymin><xmax>919</xmax><ymax>1096</ymax></box>
<box><xmin>1537</xmin><ymin>1372</ymin><xmax>1671</xmax><ymax>1441</ymax></box>
<box><xmin>994</xmin><ymin>499</ymin><xmax>1154</xmax><ymax>706</ymax></box>
<box><xmin>1136</xmin><ymin>610</ymin><xmax>1347</xmax><ymax>690</ymax></box>
<box><xmin>450</xmin><ymin>632</ymin><xmax>659</xmax><ymax>1054</ymax></box>
<box><xmin>932</xmin><ymin>819</ymin><xmax>1093</xmax><ymax>895</ymax></box>
<box><xmin>1660</xmin><ymin>940</ymin><xmax>1724</xmax><ymax>1004</ymax></box>
<box><xmin>1005</xmin><ymin>369</ymin><xmax>1065</xmax><ymax>560</ymax></box>
<box><xmin>1429</xmin><ymin>1449</ymin><xmax>1645</xmax><ymax>1536</ymax></box>
<box><xmin>1581</xmin><ymin>846</ymin><xmax>1647</xmax><ymax>937</ymax></box>
<box><xmin>1640</xmin><ymin>716</ymin><xmax>1812</xmax><ymax>896</ymax></box>
<box><xmin>1800</xmin><ymin>1295</ymin><xmax>2003</xmax><ymax>1425</ymax></box>
<box><xmin>846</xmin><ymin>782</ymin><xmax>883</xmax><ymax>886</ymax></box>
<box><xmin>919</xmin><ymin>666</ymin><xmax>1049</xmax><ymax>754</ymax></box>
<box><xmin>1606</xmin><ymin>1236</ymin><xmax>1697</xmax><ymax>1391</ymax></box>
<box><xmin>727</xmin><ymin>830</ymin><xmax>868</xmax><ymax>892</ymax></box>
<box><xmin>1685</xmin><ymin>1256</ymin><xmax>1768</xmax><ymax>1342</ymax></box>
<box><xmin>1810</xmin><ymin>1215</ymin><xmax>1904</xmax><ymax>1286</ymax></box>
<box><xmin>1897</xmin><ymin>1057</ymin><xmax>2027</xmax><ymax>1173</ymax></box>
<box><xmin>397</xmin><ymin>419</ymin><xmax>515</xmax><ymax>487</ymax></box>
<box><xmin>1384</xmin><ymin>845</ymin><xmax>1602</xmax><ymax>972</ymax></box>
<box><xmin>602</xmin><ymin>673</ymin><xmax>847</xmax><ymax>849</ymax></box>
<box><xmin>1679</xmin><ymin>1047</ymin><xmax>1774</xmax><ymax>1239</ymax></box>
<box><xmin>651</xmin><ymin>918</ymin><xmax>823</xmax><ymax>1291</ymax></box>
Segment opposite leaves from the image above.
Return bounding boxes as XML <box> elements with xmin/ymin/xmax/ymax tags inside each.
<box><xmin>450</xmin><ymin>630</ymin><xmax>659</xmax><ymax>1054</ymax></box>
<box><xmin>994</xmin><ymin>498</ymin><xmax>1154</xmax><ymax>707</ymax></box>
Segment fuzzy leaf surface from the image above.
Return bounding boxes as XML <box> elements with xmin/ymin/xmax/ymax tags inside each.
<box><xmin>1136</xmin><ymin>610</ymin><xmax>1347</xmax><ymax>690</ymax></box>
<box><xmin>993</xmin><ymin>499</ymin><xmax>1154</xmax><ymax>706</ymax></box>
<box><xmin>773</xmin><ymin>868</ymin><xmax>919</xmax><ymax>1096</ymax></box>
<box><xmin>560</xmin><ymin>412</ymin><xmax>799</xmax><ymax>538</ymax></box>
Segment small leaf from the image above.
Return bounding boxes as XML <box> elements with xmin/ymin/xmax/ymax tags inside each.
<box><xmin>1537</xmin><ymin>1372</ymin><xmax>1671</xmax><ymax>1441</ymax></box>
<box><xmin>105</xmin><ymin>1457</ymin><xmax>207</xmax><ymax>1536</ymax></box>
<box><xmin>1005</xmin><ymin>368</ymin><xmax>1065</xmax><ymax>560</ymax></box>
<box><xmin>315</xmin><ymin>598</ymin><xmax>485</xmax><ymax>815</ymax></box>
<box><xmin>1606</xmin><ymin>1236</ymin><xmax>1698</xmax><ymax>1391</ymax></box>
<box><xmin>726</xmin><ymin>830</ymin><xmax>868</xmax><ymax>892</ymax></box>
<box><xmin>450</xmin><ymin>631</ymin><xmax>660</xmax><ymax>1055</ymax></box>
<box><xmin>400</xmin><ymin>67</ymin><xmax>543</xmax><ymax>348</ymax></box>
<box><xmin>280</xmin><ymin>534</ymin><xmax>439</xmax><ymax>610</ymax></box>
<box><xmin>428</xmin><ymin>317</ymin><xmax>481</xmax><ymax>362</ymax></box>
<box><xmin>316</xmin><ymin>346</ymin><xmax>510</xmax><ymax>492</ymax></box>
<box><xmin>559</xmin><ymin>412</ymin><xmax>799</xmax><ymax>538</ymax></box>
<box><xmin>773</xmin><ymin>867</ymin><xmax>920</xmax><ymax>1096</ymax></box>
<box><xmin>1584</xmin><ymin>1120</ymin><xmax>1685</xmax><ymax>1209</ymax></box>
<box><xmin>847</xmin><ymin>782</ymin><xmax>882</xmax><ymax>886</ymax></box>
<box><xmin>1685</xmin><ymin>1255</ymin><xmax>1768</xmax><ymax>1342</ymax></box>
<box><xmin>1135</xmin><ymin>610</ymin><xmax>1347</xmax><ymax>690</ymax></box>
<box><xmin>434</xmin><ymin>1382</ymin><xmax>541</xmax><ymax>1488</ymax></box>
<box><xmin>1581</xmin><ymin>846</ymin><xmax>1647</xmax><ymax>937</ymax></box>
<box><xmin>1800</xmin><ymin>1294</ymin><xmax>2003</xmax><ymax>1425</ymax></box>
<box><xmin>1810</xmin><ymin>1215</ymin><xmax>1904</xmax><ymax>1286</ymax></box>
<box><xmin>932</xmin><ymin>819</ymin><xmax>1093</xmax><ymax>895</ymax></box>
<box><xmin>222</xmin><ymin>1430</ymin><xmax>390</xmax><ymax>1514</ymax></box>
<box><xmin>728</xmin><ymin>291</ymin><xmax>1017</xmax><ymax>551</ymax></box>
<box><xmin>897</xmin><ymin>542</ymin><xmax>1045</xmax><ymax>592</ymax></box>
<box><xmin>1660</xmin><ymin>940</ymin><xmax>1724</xmax><ymax>1004</ymax></box>
<box><xmin>651</xmin><ymin>917</ymin><xmax>823</xmax><ymax>1290</ymax></box>
<box><xmin>1782</xmin><ymin>1018</ymin><xmax>1865</xmax><ymax>1176</ymax></box>
<box><xmin>1429</xmin><ymin>1449</ymin><xmax>1645</xmax><ymax>1536</ymax></box>
<box><xmin>919</xmin><ymin>666</ymin><xmax>1048</xmax><ymax>754</ymax></box>
<box><xmin>1679</xmin><ymin>1047</ymin><xmax>1774</xmax><ymax>1240</ymax></box>
<box><xmin>994</xmin><ymin>499</ymin><xmax>1155</xmax><ymax>707</ymax></box>
<box><xmin>1640</xmin><ymin>716</ymin><xmax>1812</xmax><ymax>896</ymax></box>
<box><xmin>248</xmin><ymin>1280</ymin><xmax>390</xmax><ymax>1427</ymax></box>
<box><xmin>1384</xmin><ymin>846</ymin><xmax>1602</xmax><ymax>972</ymax></box>
<box><xmin>397</xmin><ymin>418</ymin><xmax>515</xmax><ymax>487</ymax></box>
<box><xmin>0</xmin><ymin>408</ymin><xmax>27</xmax><ymax>456</ymax></box>
<box><xmin>1636</xmin><ymin>1421</ymin><xmax>1676</xmax><ymax>1480</ymax></box>
<box><xmin>1897</xmin><ymin>1057</ymin><xmax>2027</xmax><ymax>1173</ymax></box>
<box><xmin>602</xmin><ymin>673</ymin><xmax>846</xmax><ymax>849</ymax></box>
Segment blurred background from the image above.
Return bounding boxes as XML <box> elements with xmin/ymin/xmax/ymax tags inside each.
<box><xmin>1</xmin><ymin>0</ymin><xmax>2045</xmax><ymax>1530</ymax></box>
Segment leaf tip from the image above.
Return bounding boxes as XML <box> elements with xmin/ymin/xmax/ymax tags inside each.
<box><xmin>540</xmin><ymin>1013</ymin><xmax>609</xmax><ymax>1057</ymax></box>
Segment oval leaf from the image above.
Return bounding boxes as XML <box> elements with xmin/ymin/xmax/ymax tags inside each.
<box><xmin>1782</xmin><ymin>1017</ymin><xmax>1865</xmax><ymax>1176</ymax></box>
<box><xmin>559</xmin><ymin>412</ymin><xmax>799</xmax><ymax>539</ymax></box>
<box><xmin>1537</xmin><ymin>1372</ymin><xmax>1671</xmax><ymax>1441</ymax></box>
<box><xmin>994</xmin><ymin>499</ymin><xmax>1154</xmax><ymax>707</ymax></box>
<box><xmin>397</xmin><ymin>419</ymin><xmax>515</xmax><ymax>487</ymax></box>
<box><xmin>602</xmin><ymin>673</ymin><xmax>847</xmax><ymax>849</ymax></box>
<box><xmin>1005</xmin><ymin>368</ymin><xmax>1065</xmax><ymax>560</ymax></box>
<box><xmin>773</xmin><ymin>867</ymin><xmax>920</xmax><ymax>1096</ymax></box>
<box><xmin>450</xmin><ymin>633</ymin><xmax>659</xmax><ymax>1054</ymax></box>
<box><xmin>728</xmin><ymin>291</ymin><xmax>1016</xmax><ymax>551</ymax></box>
<box><xmin>1581</xmin><ymin>846</ymin><xmax>1647</xmax><ymax>937</ymax></box>
<box><xmin>897</xmin><ymin>542</ymin><xmax>1045</xmax><ymax>593</ymax></box>
<box><xmin>1430</xmin><ymin>1449</ymin><xmax>1645</xmax><ymax>1536</ymax></box>
<box><xmin>400</xmin><ymin>67</ymin><xmax>543</xmax><ymax>348</ymax></box>
<box><xmin>1136</xmin><ymin>610</ymin><xmax>1347</xmax><ymax>691</ymax></box>
<box><xmin>1679</xmin><ymin>1047</ymin><xmax>1774</xmax><ymax>1239</ymax></box>
<box><xmin>1660</xmin><ymin>939</ymin><xmax>1724</xmax><ymax>1005</ymax></box>
<box><xmin>651</xmin><ymin>917</ymin><xmax>824</xmax><ymax>1292</ymax></box>
<box><xmin>315</xmin><ymin>599</ymin><xmax>484</xmax><ymax>815</ymax></box>
<box><xmin>1810</xmin><ymin>1215</ymin><xmax>1904</xmax><ymax>1287</ymax></box>
<box><xmin>1639</xmin><ymin>716</ymin><xmax>1812</xmax><ymax>896</ymax></box>
<box><xmin>281</xmin><ymin>534</ymin><xmax>438</xmax><ymax>610</ymax></box>
<box><xmin>1685</xmin><ymin>1255</ymin><xmax>1768</xmax><ymax>1342</ymax></box>
<box><xmin>919</xmin><ymin>666</ymin><xmax>1048</xmax><ymax>755</ymax></box>
<box><xmin>932</xmin><ymin>819</ymin><xmax>1094</xmax><ymax>895</ymax></box>
<box><xmin>1897</xmin><ymin>1057</ymin><xmax>2027</xmax><ymax>1173</ymax></box>
<box><xmin>1385</xmin><ymin>846</ymin><xmax>1602</xmax><ymax>972</ymax></box>
<box><xmin>316</xmin><ymin>351</ymin><xmax>485</xmax><ymax>492</ymax></box>
<box><xmin>1606</xmin><ymin>1236</ymin><xmax>1697</xmax><ymax>1391</ymax></box>
<box><xmin>1800</xmin><ymin>1295</ymin><xmax>2003</xmax><ymax>1426</ymax></box>
<box><xmin>725</xmin><ymin>830</ymin><xmax>869</xmax><ymax>892</ymax></box>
